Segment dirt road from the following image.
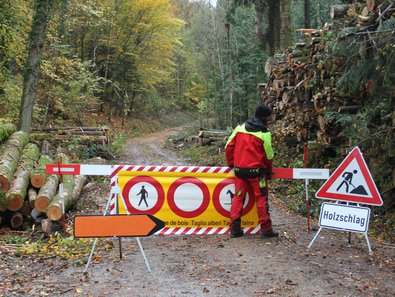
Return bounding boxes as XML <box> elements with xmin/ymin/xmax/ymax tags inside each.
<box><xmin>1</xmin><ymin>127</ymin><xmax>394</xmax><ymax>296</ymax></box>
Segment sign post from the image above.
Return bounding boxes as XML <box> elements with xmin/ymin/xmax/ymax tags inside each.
<box><xmin>311</xmin><ymin>147</ymin><xmax>383</xmax><ymax>253</ymax></box>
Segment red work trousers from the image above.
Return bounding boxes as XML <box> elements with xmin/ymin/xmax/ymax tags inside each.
<box><xmin>230</xmin><ymin>176</ymin><xmax>273</xmax><ymax>232</ymax></box>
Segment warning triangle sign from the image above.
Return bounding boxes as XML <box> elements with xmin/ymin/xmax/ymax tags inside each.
<box><xmin>316</xmin><ymin>147</ymin><xmax>383</xmax><ymax>206</ymax></box>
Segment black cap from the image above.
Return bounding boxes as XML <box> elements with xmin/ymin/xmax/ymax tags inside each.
<box><xmin>255</xmin><ymin>103</ymin><xmax>272</xmax><ymax>119</ymax></box>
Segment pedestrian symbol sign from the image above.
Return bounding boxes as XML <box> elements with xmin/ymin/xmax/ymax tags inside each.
<box><xmin>316</xmin><ymin>147</ymin><xmax>383</xmax><ymax>205</ymax></box>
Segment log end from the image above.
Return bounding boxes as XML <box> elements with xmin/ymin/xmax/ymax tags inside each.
<box><xmin>0</xmin><ymin>175</ymin><xmax>10</xmax><ymax>192</ymax></box>
<box><xmin>46</xmin><ymin>204</ymin><xmax>63</xmax><ymax>221</ymax></box>
<box><xmin>35</xmin><ymin>196</ymin><xmax>51</xmax><ymax>212</ymax></box>
<box><xmin>30</xmin><ymin>174</ymin><xmax>46</xmax><ymax>188</ymax></box>
<box><xmin>10</xmin><ymin>212</ymin><xmax>24</xmax><ymax>228</ymax></box>
<box><xmin>41</xmin><ymin>218</ymin><xmax>53</xmax><ymax>235</ymax></box>
<box><xmin>6</xmin><ymin>194</ymin><xmax>24</xmax><ymax>211</ymax></box>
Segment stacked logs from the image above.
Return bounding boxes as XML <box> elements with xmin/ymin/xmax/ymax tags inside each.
<box><xmin>31</xmin><ymin>126</ymin><xmax>110</xmax><ymax>145</ymax></box>
<box><xmin>198</xmin><ymin>129</ymin><xmax>230</xmax><ymax>146</ymax></box>
<box><xmin>261</xmin><ymin>0</ymin><xmax>394</xmax><ymax>149</ymax></box>
<box><xmin>0</xmin><ymin>124</ymin><xmax>88</xmax><ymax>230</ymax></box>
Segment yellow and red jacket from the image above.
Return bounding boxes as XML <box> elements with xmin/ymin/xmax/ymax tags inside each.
<box><xmin>225</xmin><ymin>117</ymin><xmax>274</xmax><ymax>174</ymax></box>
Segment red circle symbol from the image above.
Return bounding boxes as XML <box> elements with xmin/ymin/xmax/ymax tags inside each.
<box><xmin>167</xmin><ymin>177</ymin><xmax>210</xmax><ymax>218</ymax></box>
<box><xmin>122</xmin><ymin>176</ymin><xmax>164</xmax><ymax>215</ymax></box>
<box><xmin>213</xmin><ymin>178</ymin><xmax>254</xmax><ymax>217</ymax></box>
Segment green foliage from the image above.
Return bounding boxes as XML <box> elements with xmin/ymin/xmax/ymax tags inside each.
<box><xmin>181</xmin><ymin>144</ymin><xmax>227</xmax><ymax>167</ymax></box>
<box><xmin>0</xmin><ymin>75</ymin><xmax>24</xmax><ymax>121</ymax></box>
<box><xmin>3</xmin><ymin>234</ymin><xmax>26</xmax><ymax>245</ymax></box>
<box><xmin>38</xmin><ymin>57</ymin><xmax>102</xmax><ymax>127</ymax></box>
<box><xmin>19</xmin><ymin>229</ymin><xmax>97</xmax><ymax>265</ymax></box>
<box><xmin>107</xmin><ymin>132</ymin><xmax>127</xmax><ymax>157</ymax></box>
<box><xmin>370</xmin><ymin>211</ymin><xmax>395</xmax><ymax>242</ymax></box>
<box><xmin>0</xmin><ymin>123</ymin><xmax>17</xmax><ymax>143</ymax></box>
<box><xmin>336</xmin><ymin>61</ymin><xmax>372</xmax><ymax>96</ymax></box>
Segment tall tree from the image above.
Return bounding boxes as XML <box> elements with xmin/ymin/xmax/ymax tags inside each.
<box><xmin>281</xmin><ymin>0</ymin><xmax>292</xmax><ymax>49</ymax></box>
<box><xmin>267</xmin><ymin>0</ymin><xmax>281</xmax><ymax>56</ymax></box>
<box><xmin>304</xmin><ymin>0</ymin><xmax>311</xmax><ymax>28</ymax></box>
<box><xmin>18</xmin><ymin>0</ymin><xmax>58</xmax><ymax>132</ymax></box>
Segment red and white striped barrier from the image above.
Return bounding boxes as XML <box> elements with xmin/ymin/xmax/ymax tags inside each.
<box><xmin>46</xmin><ymin>164</ymin><xmax>329</xmax><ymax>220</ymax></box>
<box><xmin>46</xmin><ymin>164</ymin><xmax>329</xmax><ymax>179</ymax></box>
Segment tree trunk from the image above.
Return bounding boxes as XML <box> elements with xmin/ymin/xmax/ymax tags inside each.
<box><xmin>268</xmin><ymin>0</ymin><xmax>277</xmax><ymax>56</ymax></box>
<box><xmin>5</xmin><ymin>143</ymin><xmax>40</xmax><ymax>211</ymax></box>
<box><xmin>281</xmin><ymin>0</ymin><xmax>292</xmax><ymax>49</ymax></box>
<box><xmin>0</xmin><ymin>131</ymin><xmax>29</xmax><ymax>191</ymax></box>
<box><xmin>304</xmin><ymin>0</ymin><xmax>311</xmax><ymax>28</ymax></box>
<box><xmin>18</xmin><ymin>0</ymin><xmax>56</xmax><ymax>132</ymax></box>
<box><xmin>30</xmin><ymin>154</ymin><xmax>52</xmax><ymax>188</ymax></box>
<box><xmin>254</xmin><ymin>0</ymin><xmax>266</xmax><ymax>51</ymax></box>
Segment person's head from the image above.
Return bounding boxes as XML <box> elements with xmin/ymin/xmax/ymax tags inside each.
<box><xmin>254</xmin><ymin>103</ymin><xmax>273</xmax><ymax>123</ymax></box>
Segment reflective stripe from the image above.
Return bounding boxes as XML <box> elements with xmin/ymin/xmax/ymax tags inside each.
<box><xmin>226</xmin><ymin>124</ymin><xmax>274</xmax><ymax>160</ymax></box>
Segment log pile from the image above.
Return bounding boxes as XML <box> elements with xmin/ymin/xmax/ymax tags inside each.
<box><xmin>0</xmin><ymin>124</ymin><xmax>89</xmax><ymax>231</ymax></box>
<box><xmin>30</xmin><ymin>126</ymin><xmax>110</xmax><ymax>145</ymax></box>
<box><xmin>198</xmin><ymin>129</ymin><xmax>230</xmax><ymax>146</ymax></box>
<box><xmin>261</xmin><ymin>0</ymin><xmax>394</xmax><ymax>149</ymax></box>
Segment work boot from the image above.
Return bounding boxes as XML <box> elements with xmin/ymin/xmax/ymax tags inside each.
<box><xmin>260</xmin><ymin>229</ymin><xmax>278</xmax><ymax>238</ymax></box>
<box><xmin>230</xmin><ymin>219</ymin><xmax>244</xmax><ymax>238</ymax></box>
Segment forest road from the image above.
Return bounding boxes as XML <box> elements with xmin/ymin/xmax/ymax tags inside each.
<box><xmin>1</xmin><ymin>125</ymin><xmax>394</xmax><ymax>297</ymax></box>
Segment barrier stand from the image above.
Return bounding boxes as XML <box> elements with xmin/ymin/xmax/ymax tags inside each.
<box><xmin>83</xmin><ymin>184</ymin><xmax>153</xmax><ymax>273</ymax></box>
<box><xmin>308</xmin><ymin>201</ymin><xmax>372</xmax><ymax>253</ymax></box>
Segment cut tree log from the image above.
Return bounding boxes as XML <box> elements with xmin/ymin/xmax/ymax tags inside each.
<box><xmin>20</xmin><ymin>201</ymin><xmax>31</xmax><ymax>217</ymax></box>
<box><xmin>30</xmin><ymin>154</ymin><xmax>52</xmax><ymax>188</ymax></box>
<box><xmin>330</xmin><ymin>4</ymin><xmax>351</xmax><ymax>19</ymax></box>
<box><xmin>5</xmin><ymin>143</ymin><xmax>40</xmax><ymax>211</ymax></box>
<box><xmin>198</xmin><ymin>130</ymin><xmax>231</xmax><ymax>138</ymax></box>
<box><xmin>46</xmin><ymin>174</ymin><xmax>87</xmax><ymax>221</ymax></box>
<box><xmin>366</xmin><ymin>0</ymin><xmax>375</xmax><ymax>11</ymax></box>
<box><xmin>28</xmin><ymin>187</ymin><xmax>38</xmax><ymax>208</ymax></box>
<box><xmin>0</xmin><ymin>123</ymin><xmax>17</xmax><ymax>143</ymax></box>
<box><xmin>41</xmin><ymin>218</ymin><xmax>53</xmax><ymax>234</ymax></box>
<box><xmin>0</xmin><ymin>131</ymin><xmax>29</xmax><ymax>191</ymax></box>
<box><xmin>34</xmin><ymin>126</ymin><xmax>109</xmax><ymax>132</ymax></box>
<box><xmin>35</xmin><ymin>154</ymin><xmax>64</xmax><ymax>212</ymax></box>
<box><xmin>10</xmin><ymin>212</ymin><xmax>23</xmax><ymax>228</ymax></box>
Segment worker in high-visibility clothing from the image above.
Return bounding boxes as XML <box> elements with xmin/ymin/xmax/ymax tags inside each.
<box><xmin>225</xmin><ymin>103</ymin><xmax>278</xmax><ymax>238</ymax></box>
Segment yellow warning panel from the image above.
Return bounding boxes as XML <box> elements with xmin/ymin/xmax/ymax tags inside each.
<box><xmin>117</xmin><ymin>170</ymin><xmax>258</xmax><ymax>229</ymax></box>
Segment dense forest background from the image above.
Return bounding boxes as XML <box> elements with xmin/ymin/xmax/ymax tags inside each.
<box><xmin>0</xmin><ymin>0</ymin><xmax>393</xmax><ymax>231</ymax></box>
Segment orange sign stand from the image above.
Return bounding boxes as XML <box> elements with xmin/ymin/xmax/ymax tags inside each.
<box><xmin>74</xmin><ymin>214</ymin><xmax>165</xmax><ymax>238</ymax></box>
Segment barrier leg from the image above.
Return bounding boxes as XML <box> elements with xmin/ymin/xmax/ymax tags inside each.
<box><xmin>136</xmin><ymin>237</ymin><xmax>152</xmax><ymax>272</ymax></box>
<box><xmin>308</xmin><ymin>227</ymin><xmax>322</xmax><ymax>248</ymax></box>
<box><xmin>365</xmin><ymin>233</ymin><xmax>372</xmax><ymax>253</ymax></box>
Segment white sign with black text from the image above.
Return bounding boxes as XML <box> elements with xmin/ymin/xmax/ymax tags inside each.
<box><xmin>319</xmin><ymin>202</ymin><xmax>371</xmax><ymax>233</ymax></box>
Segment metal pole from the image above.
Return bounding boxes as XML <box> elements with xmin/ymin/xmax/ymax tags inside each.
<box><xmin>305</xmin><ymin>178</ymin><xmax>311</xmax><ymax>233</ymax></box>
<box><xmin>364</xmin><ymin>233</ymin><xmax>372</xmax><ymax>253</ymax></box>
<box><xmin>308</xmin><ymin>227</ymin><xmax>322</xmax><ymax>248</ymax></box>
<box><xmin>304</xmin><ymin>144</ymin><xmax>311</xmax><ymax>233</ymax></box>
<box><xmin>136</xmin><ymin>237</ymin><xmax>152</xmax><ymax>272</ymax></box>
